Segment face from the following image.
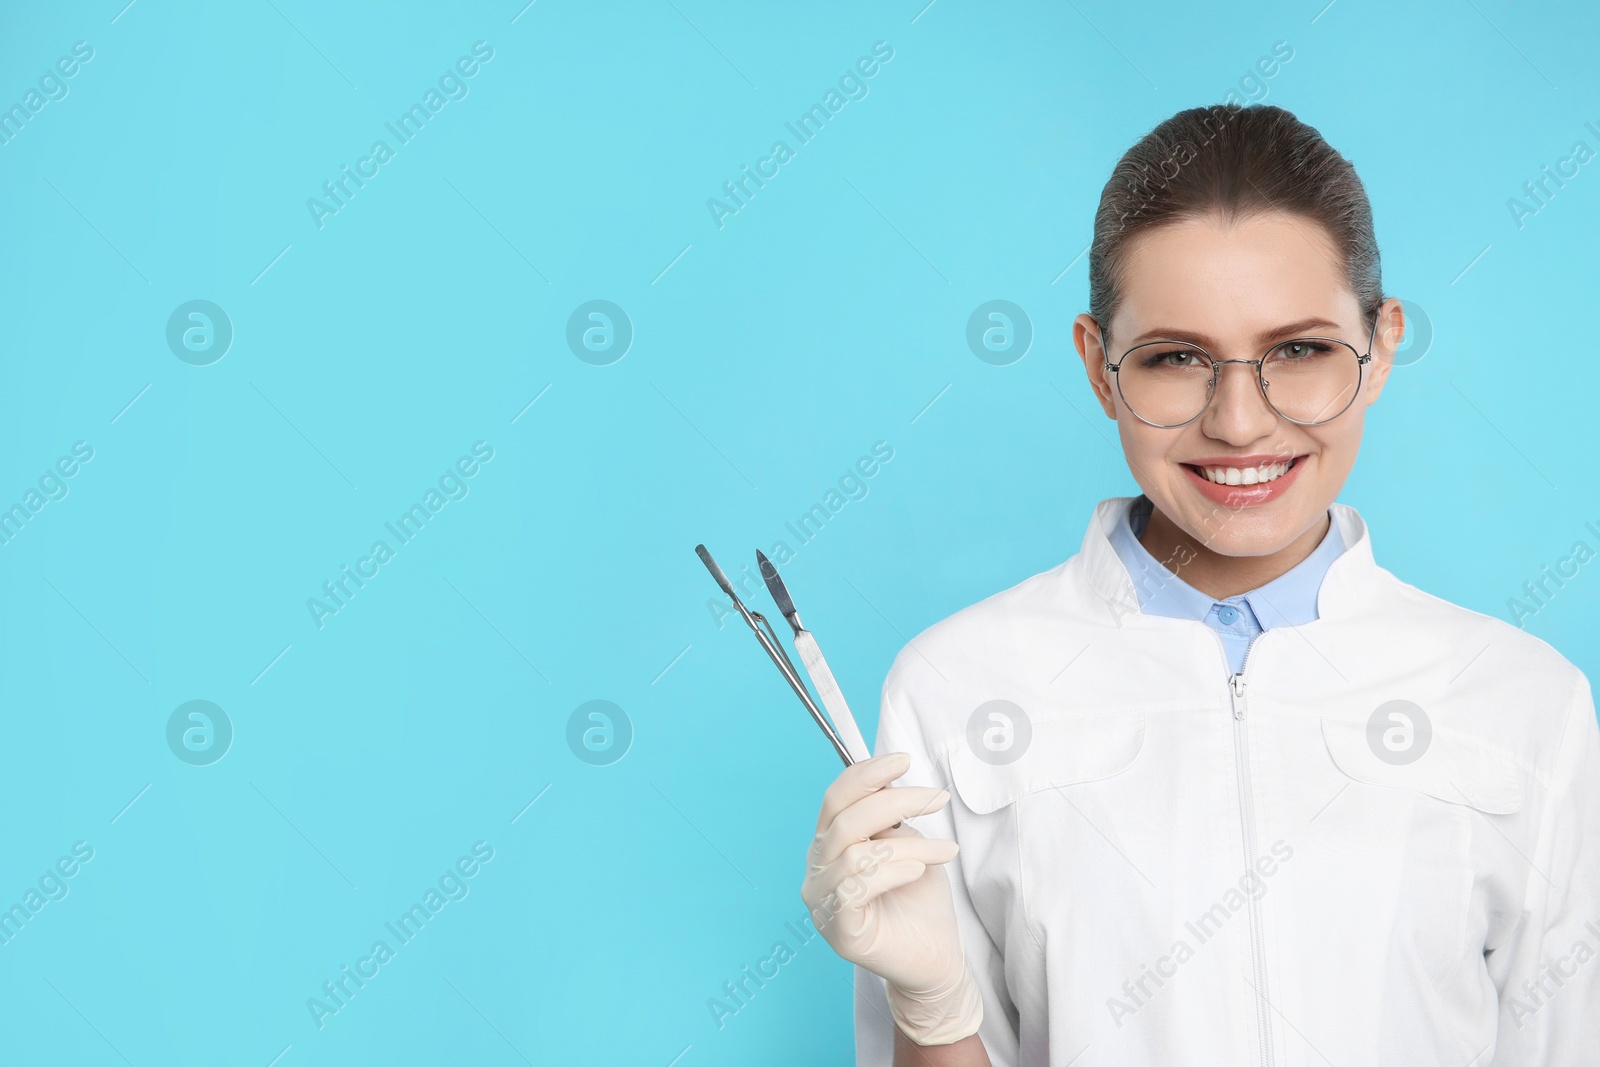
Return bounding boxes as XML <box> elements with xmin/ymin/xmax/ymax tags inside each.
<box><xmin>1075</xmin><ymin>210</ymin><xmax>1402</xmax><ymax>556</ymax></box>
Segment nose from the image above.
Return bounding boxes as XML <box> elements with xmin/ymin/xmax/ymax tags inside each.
<box><xmin>1199</xmin><ymin>359</ymin><xmax>1279</xmax><ymax>440</ymax></box>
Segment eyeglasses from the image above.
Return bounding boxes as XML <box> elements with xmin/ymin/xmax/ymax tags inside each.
<box><xmin>1104</xmin><ymin>316</ymin><xmax>1378</xmax><ymax>429</ymax></box>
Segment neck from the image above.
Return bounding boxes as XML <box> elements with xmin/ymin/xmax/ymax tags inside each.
<box><xmin>1138</xmin><ymin>506</ymin><xmax>1330</xmax><ymax>600</ymax></box>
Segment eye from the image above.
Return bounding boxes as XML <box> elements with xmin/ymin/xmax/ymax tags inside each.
<box><xmin>1137</xmin><ymin>346</ymin><xmax>1207</xmax><ymax>370</ymax></box>
<box><xmin>1273</xmin><ymin>340</ymin><xmax>1335</xmax><ymax>361</ymax></box>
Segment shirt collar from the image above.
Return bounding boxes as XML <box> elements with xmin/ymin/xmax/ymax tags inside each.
<box><xmin>1104</xmin><ymin>494</ymin><xmax>1347</xmax><ymax>628</ymax></box>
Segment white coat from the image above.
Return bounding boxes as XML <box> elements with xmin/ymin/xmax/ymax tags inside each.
<box><xmin>854</xmin><ymin>496</ymin><xmax>1600</xmax><ymax>1066</ymax></box>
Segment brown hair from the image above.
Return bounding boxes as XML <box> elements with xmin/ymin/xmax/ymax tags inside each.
<box><xmin>1088</xmin><ymin>103</ymin><xmax>1384</xmax><ymax>347</ymax></box>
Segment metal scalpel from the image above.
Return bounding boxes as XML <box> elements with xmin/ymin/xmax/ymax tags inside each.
<box><xmin>695</xmin><ymin>544</ymin><xmax>860</xmax><ymax>766</ymax></box>
<box><xmin>754</xmin><ymin>550</ymin><xmax>872</xmax><ymax>764</ymax></box>
<box><xmin>697</xmin><ymin>544</ymin><xmax>899</xmax><ymax>827</ymax></box>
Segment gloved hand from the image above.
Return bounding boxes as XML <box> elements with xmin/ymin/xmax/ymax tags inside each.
<box><xmin>800</xmin><ymin>751</ymin><xmax>984</xmax><ymax>1046</ymax></box>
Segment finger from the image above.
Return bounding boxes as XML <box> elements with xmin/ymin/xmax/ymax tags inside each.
<box><xmin>813</xmin><ymin>786</ymin><xmax>950</xmax><ymax>868</ymax></box>
<box><xmin>814</xmin><ymin>751</ymin><xmax>912</xmax><ymax>836</ymax></box>
<box><xmin>853</xmin><ymin>857</ymin><xmax>937</xmax><ymax>907</ymax></box>
<box><xmin>806</xmin><ymin>844</ymin><xmax>953</xmax><ymax>908</ymax></box>
<box><xmin>808</xmin><ymin>836</ymin><xmax>960</xmax><ymax>912</ymax></box>
<box><xmin>810</xmin><ymin>860</ymin><xmax>930</xmax><ymax>939</ymax></box>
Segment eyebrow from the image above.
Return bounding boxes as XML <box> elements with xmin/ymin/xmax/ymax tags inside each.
<box><xmin>1124</xmin><ymin>317</ymin><xmax>1346</xmax><ymax>348</ymax></box>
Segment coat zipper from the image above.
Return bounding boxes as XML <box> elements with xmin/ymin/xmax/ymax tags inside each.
<box><xmin>1225</xmin><ymin>631</ymin><xmax>1274</xmax><ymax>1067</ymax></box>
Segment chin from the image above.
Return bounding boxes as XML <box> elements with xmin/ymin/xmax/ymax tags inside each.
<box><xmin>1160</xmin><ymin>486</ymin><xmax>1327</xmax><ymax>557</ymax></box>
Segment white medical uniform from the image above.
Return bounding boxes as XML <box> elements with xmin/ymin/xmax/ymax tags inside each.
<box><xmin>854</xmin><ymin>496</ymin><xmax>1600</xmax><ymax>1065</ymax></box>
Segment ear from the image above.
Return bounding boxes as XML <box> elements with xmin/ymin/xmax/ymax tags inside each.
<box><xmin>1362</xmin><ymin>297</ymin><xmax>1405</xmax><ymax>404</ymax></box>
<box><xmin>1074</xmin><ymin>313</ymin><xmax>1118</xmax><ymax>418</ymax></box>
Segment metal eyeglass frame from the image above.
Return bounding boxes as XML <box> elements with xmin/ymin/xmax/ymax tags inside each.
<box><xmin>1104</xmin><ymin>313</ymin><xmax>1379</xmax><ymax>429</ymax></box>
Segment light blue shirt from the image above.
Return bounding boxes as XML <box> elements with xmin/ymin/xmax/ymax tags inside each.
<box><xmin>1108</xmin><ymin>495</ymin><xmax>1346</xmax><ymax>675</ymax></box>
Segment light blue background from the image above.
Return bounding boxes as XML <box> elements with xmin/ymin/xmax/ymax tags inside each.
<box><xmin>1</xmin><ymin>1</ymin><xmax>1595</xmax><ymax>1064</ymax></box>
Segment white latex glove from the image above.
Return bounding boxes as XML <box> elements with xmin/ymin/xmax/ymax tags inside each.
<box><xmin>800</xmin><ymin>751</ymin><xmax>984</xmax><ymax>1046</ymax></box>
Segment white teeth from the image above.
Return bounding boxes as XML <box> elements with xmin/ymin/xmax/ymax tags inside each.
<box><xmin>1196</xmin><ymin>460</ymin><xmax>1292</xmax><ymax>486</ymax></box>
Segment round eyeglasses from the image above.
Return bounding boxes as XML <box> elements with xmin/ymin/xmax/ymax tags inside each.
<box><xmin>1104</xmin><ymin>317</ymin><xmax>1378</xmax><ymax>429</ymax></box>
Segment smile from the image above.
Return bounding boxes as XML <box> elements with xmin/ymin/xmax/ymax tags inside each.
<box><xmin>1190</xmin><ymin>459</ymin><xmax>1295</xmax><ymax>486</ymax></box>
<box><xmin>1179</xmin><ymin>454</ymin><xmax>1307</xmax><ymax>507</ymax></box>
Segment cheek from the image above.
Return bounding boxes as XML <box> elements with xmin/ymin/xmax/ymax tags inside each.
<box><xmin>1307</xmin><ymin>419</ymin><xmax>1363</xmax><ymax>476</ymax></box>
<box><xmin>1116</xmin><ymin>423</ymin><xmax>1203</xmax><ymax>508</ymax></box>
<box><xmin>1113</xmin><ymin>420</ymin><xmax>1166</xmax><ymax>483</ymax></box>
<box><xmin>1315</xmin><ymin>444</ymin><xmax>1360</xmax><ymax>489</ymax></box>
<box><xmin>1114</xmin><ymin>410</ymin><xmax>1172</xmax><ymax>456</ymax></box>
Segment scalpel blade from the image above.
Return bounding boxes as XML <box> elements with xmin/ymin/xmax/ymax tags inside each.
<box><xmin>756</xmin><ymin>550</ymin><xmax>800</xmax><ymax>630</ymax></box>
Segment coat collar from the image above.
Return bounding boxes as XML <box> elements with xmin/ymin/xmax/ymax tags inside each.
<box><xmin>1077</xmin><ymin>495</ymin><xmax>1379</xmax><ymax>625</ymax></box>
<box><xmin>1108</xmin><ymin>494</ymin><xmax>1346</xmax><ymax>629</ymax></box>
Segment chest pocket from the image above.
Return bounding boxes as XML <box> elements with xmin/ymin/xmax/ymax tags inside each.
<box><xmin>947</xmin><ymin>710</ymin><xmax>1147</xmax><ymax>814</ymax></box>
<box><xmin>1314</xmin><ymin>717</ymin><xmax>1531</xmax><ymax>991</ymax></box>
<box><xmin>1318</xmin><ymin>718</ymin><xmax>1526</xmax><ymax>814</ymax></box>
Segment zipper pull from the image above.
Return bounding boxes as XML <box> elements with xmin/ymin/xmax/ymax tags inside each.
<box><xmin>1229</xmin><ymin>672</ymin><xmax>1246</xmax><ymax>718</ymax></box>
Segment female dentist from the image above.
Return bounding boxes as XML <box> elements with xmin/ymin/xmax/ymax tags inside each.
<box><xmin>800</xmin><ymin>102</ymin><xmax>1600</xmax><ymax>1066</ymax></box>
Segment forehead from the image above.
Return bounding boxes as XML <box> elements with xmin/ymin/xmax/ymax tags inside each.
<box><xmin>1111</xmin><ymin>211</ymin><xmax>1359</xmax><ymax>345</ymax></box>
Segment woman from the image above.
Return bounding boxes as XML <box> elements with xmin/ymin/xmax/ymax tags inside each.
<box><xmin>800</xmin><ymin>103</ymin><xmax>1600</xmax><ymax>1066</ymax></box>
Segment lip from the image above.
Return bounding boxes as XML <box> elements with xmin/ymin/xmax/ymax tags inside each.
<box><xmin>1180</xmin><ymin>453</ymin><xmax>1307</xmax><ymax>508</ymax></box>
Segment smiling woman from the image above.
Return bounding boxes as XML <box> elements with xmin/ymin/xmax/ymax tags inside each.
<box><xmin>1082</xmin><ymin>209</ymin><xmax>1391</xmax><ymax>591</ymax></box>
<box><xmin>794</xmin><ymin>103</ymin><xmax>1600</xmax><ymax>1067</ymax></box>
